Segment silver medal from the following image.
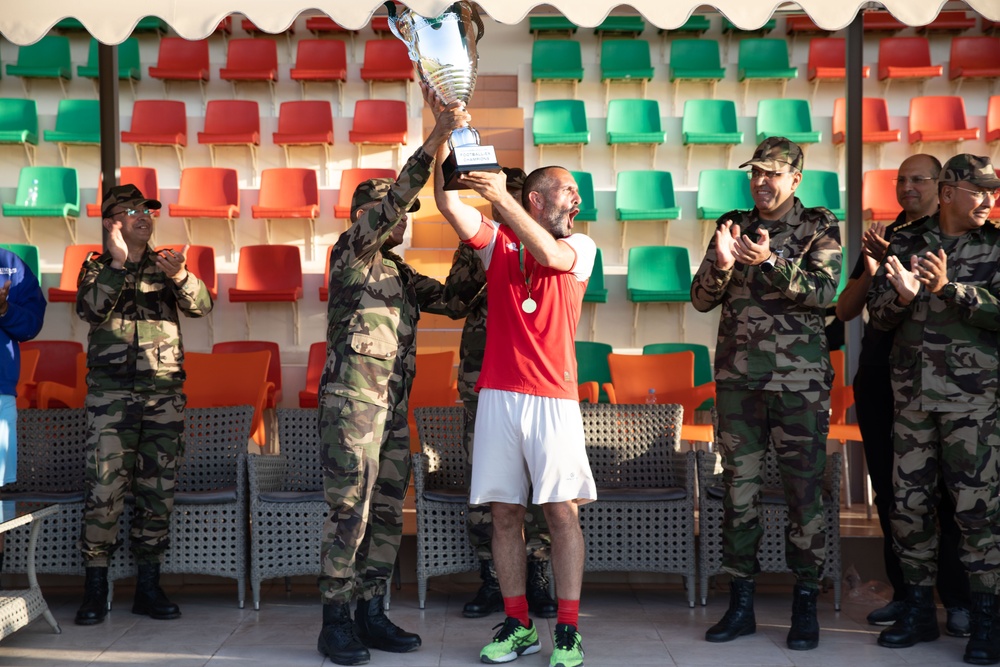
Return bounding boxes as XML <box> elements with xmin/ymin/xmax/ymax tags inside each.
<box><xmin>521</xmin><ymin>298</ymin><xmax>537</xmax><ymax>314</ymax></box>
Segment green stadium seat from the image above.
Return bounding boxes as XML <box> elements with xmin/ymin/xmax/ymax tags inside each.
<box><xmin>696</xmin><ymin>169</ymin><xmax>756</xmax><ymax>246</ymax></box>
<box><xmin>737</xmin><ymin>39</ymin><xmax>798</xmax><ymax>112</ymax></box>
<box><xmin>600</xmin><ymin>40</ymin><xmax>654</xmax><ymax>106</ymax></box>
<box><xmin>594</xmin><ymin>16</ymin><xmax>646</xmax><ymax>37</ymax></box>
<box><xmin>0</xmin><ymin>99</ymin><xmax>39</xmax><ymax>165</ymax></box>
<box><xmin>0</xmin><ymin>244</ymin><xmax>40</xmax><ymax>281</ymax></box>
<box><xmin>43</xmin><ymin>99</ymin><xmax>101</xmax><ymax>166</ymax></box>
<box><xmin>797</xmin><ymin>170</ymin><xmax>845</xmax><ymax>220</ymax></box>
<box><xmin>668</xmin><ymin>40</ymin><xmax>726</xmax><ymax>112</ymax></box>
<box><xmin>582</xmin><ymin>248</ymin><xmax>608</xmax><ymax>341</ymax></box>
<box><xmin>575</xmin><ymin>340</ymin><xmax>613</xmax><ymax>403</ymax></box>
<box><xmin>78</xmin><ymin>38</ymin><xmax>141</xmax><ymax>97</ymax></box>
<box><xmin>531</xmin><ymin>40</ymin><xmax>584</xmax><ymax>99</ymax></box>
<box><xmin>657</xmin><ymin>16</ymin><xmax>712</xmax><ymax>60</ymax></box>
<box><xmin>568</xmin><ymin>170</ymin><xmax>598</xmax><ymax>225</ymax></box>
<box><xmin>681</xmin><ymin>99</ymin><xmax>743</xmax><ymax>182</ymax></box>
<box><xmin>626</xmin><ymin>245</ymin><xmax>692</xmax><ymax>345</ymax></box>
<box><xmin>6</xmin><ymin>35</ymin><xmax>72</xmax><ymax>97</ymax></box>
<box><xmin>615</xmin><ymin>170</ymin><xmax>681</xmax><ymax>261</ymax></box>
<box><xmin>528</xmin><ymin>16</ymin><xmax>578</xmax><ymax>37</ymax></box>
<box><xmin>2</xmin><ymin>166</ymin><xmax>80</xmax><ymax>244</ymax></box>
<box><xmin>532</xmin><ymin>99</ymin><xmax>590</xmax><ymax>166</ymax></box>
<box><xmin>756</xmin><ymin>99</ymin><xmax>821</xmax><ymax>145</ymax></box>
<box><xmin>605</xmin><ymin>99</ymin><xmax>665</xmax><ymax>176</ymax></box>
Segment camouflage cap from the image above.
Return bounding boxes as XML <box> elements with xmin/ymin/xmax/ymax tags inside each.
<box><xmin>939</xmin><ymin>154</ymin><xmax>1000</xmax><ymax>189</ymax></box>
<box><xmin>739</xmin><ymin>136</ymin><xmax>804</xmax><ymax>172</ymax></box>
<box><xmin>502</xmin><ymin>167</ymin><xmax>527</xmax><ymax>194</ymax></box>
<box><xmin>101</xmin><ymin>183</ymin><xmax>161</xmax><ymax>219</ymax></box>
<box><xmin>350</xmin><ymin>178</ymin><xmax>421</xmax><ymax>218</ymax></box>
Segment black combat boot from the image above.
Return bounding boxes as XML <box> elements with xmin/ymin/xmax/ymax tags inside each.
<box><xmin>526</xmin><ymin>558</ymin><xmax>557</xmax><ymax>618</ymax></box>
<box><xmin>965</xmin><ymin>592</ymin><xmax>1000</xmax><ymax>665</ymax></box>
<box><xmin>355</xmin><ymin>595</ymin><xmax>422</xmax><ymax>653</ymax></box>
<box><xmin>786</xmin><ymin>584</ymin><xmax>820</xmax><ymax>650</ymax></box>
<box><xmin>705</xmin><ymin>577</ymin><xmax>756</xmax><ymax>642</ymax></box>
<box><xmin>463</xmin><ymin>559</ymin><xmax>504</xmax><ymax>618</ymax></box>
<box><xmin>318</xmin><ymin>602</ymin><xmax>370</xmax><ymax>665</ymax></box>
<box><xmin>132</xmin><ymin>562</ymin><xmax>181</xmax><ymax>619</ymax></box>
<box><xmin>878</xmin><ymin>584</ymin><xmax>940</xmax><ymax>648</ymax></box>
<box><xmin>75</xmin><ymin>566</ymin><xmax>109</xmax><ymax>625</ymax></box>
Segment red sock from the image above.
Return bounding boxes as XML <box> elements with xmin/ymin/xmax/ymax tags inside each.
<box><xmin>557</xmin><ymin>598</ymin><xmax>579</xmax><ymax>628</ymax></box>
<box><xmin>503</xmin><ymin>595</ymin><xmax>530</xmax><ymax>627</ymax></box>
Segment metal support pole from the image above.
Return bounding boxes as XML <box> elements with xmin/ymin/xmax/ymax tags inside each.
<box><xmin>98</xmin><ymin>42</ymin><xmax>120</xmax><ymax>251</ymax></box>
<box><xmin>844</xmin><ymin>15</ymin><xmax>864</xmax><ymax>384</ymax></box>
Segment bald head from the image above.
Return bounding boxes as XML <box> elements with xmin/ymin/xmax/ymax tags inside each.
<box><xmin>896</xmin><ymin>154</ymin><xmax>941</xmax><ymax>221</ymax></box>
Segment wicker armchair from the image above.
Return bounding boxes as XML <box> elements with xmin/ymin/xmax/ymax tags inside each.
<box><xmin>1</xmin><ymin>408</ymin><xmax>131</xmax><ymax>588</ymax></box>
<box><xmin>247</xmin><ymin>407</ymin><xmax>326</xmax><ymax>610</ymax></box>
<box><xmin>579</xmin><ymin>403</ymin><xmax>697</xmax><ymax>607</ymax></box>
<box><xmin>412</xmin><ymin>406</ymin><xmax>477</xmax><ymax>609</ymax></box>
<box><xmin>159</xmin><ymin>405</ymin><xmax>253</xmax><ymax>608</ymax></box>
<box><xmin>696</xmin><ymin>448</ymin><xmax>843</xmax><ymax>609</ymax></box>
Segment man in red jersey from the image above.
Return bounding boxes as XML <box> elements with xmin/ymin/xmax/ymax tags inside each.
<box><xmin>433</xmin><ymin>112</ymin><xmax>596</xmax><ymax>667</ymax></box>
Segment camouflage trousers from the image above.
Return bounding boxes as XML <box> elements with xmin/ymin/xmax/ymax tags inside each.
<box><xmin>80</xmin><ymin>390</ymin><xmax>185</xmax><ymax>567</ymax></box>
<box><xmin>892</xmin><ymin>408</ymin><xmax>1000</xmax><ymax>594</ymax></box>
<box><xmin>318</xmin><ymin>393</ymin><xmax>410</xmax><ymax>604</ymax></box>
<box><xmin>715</xmin><ymin>387</ymin><xmax>829</xmax><ymax>587</ymax></box>
<box><xmin>463</xmin><ymin>402</ymin><xmax>551</xmax><ymax>562</ymax></box>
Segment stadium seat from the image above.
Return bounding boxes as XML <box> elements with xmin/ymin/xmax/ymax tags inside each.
<box><xmin>229</xmin><ymin>245</ymin><xmax>304</xmax><ymax>344</ymax></box>
<box><xmin>241</xmin><ymin>18</ymin><xmax>296</xmax><ymax>59</ymax></box>
<box><xmin>121</xmin><ymin>99</ymin><xmax>187</xmax><ymax>170</ymax></box>
<box><xmin>668</xmin><ymin>40</ymin><xmax>726</xmax><ymax>113</ymax></box>
<box><xmin>408</xmin><ymin>351</ymin><xmax>459</xmax><ymax>452</ymax></box>
<box><xmin>615</xmin><ymin>170</ymin><xmax>681</xmax><ymax>262</ymax></box>
<box><xmin>78</xmin><ymin>37</ymin><xmax>141</xmax><ymax>97</ymax></box>
<box><xmin>148</xmin><ymin>38</ymin><xmax>210</xmax><ymax>108</ymax></box>
<box><xmin>334</xmin><ymin>167</ymin><xmax>398</xmax><ymax>220</ymax></box>
<box><xmin>987</xmin><ymin>96</ymin><xmax>1000</xmax><ymax>150</ymax></box>
<box><xmin>251</xmin><ymin>167</ymin><xmax>321</xmax><ymax>254</ymax></box>
<box><xmin>908</xmin><ymin>95</ymin><xmax>979</xmax><ymax>152</ymax></box>
<box><xmin>220</xmin><ymin>39</ymin><xmax>279</xmax><ymax>113</ymax></box>
<box><xmin>359</xmin><ymin>39</ymin><xmax>414</xmax><ymax>108</ymax></box>
<box><xmin>625</xmin><ymin>245</ymin><xmax>693</xmax><ymax>346</ymax></box>
<box><xmin>600</xmin><ymin>40</ymin><xmax>654</xmax><ymax>106</ymax></box>
<box><xmin>290</xmin><ymin>39</ymin><xmax>348</xmax><ymax>112</ymax></box>
<box><xmin>272</xmin><ymin>100</ymin><xmax>334</xmax><ymax>180</ymax></box>
<box><xmin>0</xmin><ymin>98</ymin><xmax>38</xmax><ymax>164</ymax></box>
<box><xmin>681</xmin><ymin>99</ymin><xmax>743</xmax><ymax>182</ymax></box>
<box><xmin>605</xmin><ymin>99</ymin><xmax>665</xmax><ymax>177</ymax></box>
<box><xmin>168</xmin><ymin>167</ymin><xmax>241</xmax><ymax>255</ymax></box>
<box><xmin>154</xmin><ymin>244</ymin><xmax>218</xmax><ymax>301</ymax></box>
<box><xmin>531</xmin><ymin>40</ymin><xmax>584</xmax><ymax>99</ymax></box>
<box><xmin>19</xmin><ymin>340</ymin><xmax>83</xmax><ymax>409</ymax></box>
<box><xmin>797</xmin><ymin>170</ymin><xmax>845</xmax><ymax>220</ymax></box>
<box><xmin>46</xmin><ymin>244</ymin><xmax>102</xmax><ymax>303</ymax></box>
<box><xmin>528</xmin><ymin>16</ymin><xmax>578</xmax><ymax>38</ymax></box>
<box><xmin>568</xmin><ymin>170</ymin><xmax>598</xmax><ymax>226</ymax></box>
<box><xmin>806</xmin><ymin>38</ymin><xmax>871</xmax><ymax>99</ymax></box>
<box><xmin>197</xmin><ymin>99</ymin><xmax>261</xmax><ymax>182</ymax></box>
<box><xmin>695</xmin><ymin>169</ymin><xmax>755</xmax><ymax>246</ymax></box>
<box><xmin>0</xmin><ymin>243</ymin><xmax>39</xmax><ymax>283</ymax></box>
<box><xmin>737</xmin><ymin>39</ymin><xmax>797</xmax><ymax>112</ymax></box>
<box><xmin>575</xmin><ymin>341</ymin><xmax>612</xmax><ymax>404</ymax></box>
<box><xmin>862</xmin><ymin>169</ymin><xmax>903</xmax><ymax>221</ymax></box>
<box><xmin>43</xmin><ymin>99</ymin><xmax>100</xmax><ymax>167</ymax></box>
<box><xmin>2</xmin><ymin>166</ymin><xmax>80</xmax><ymax>243</ymax></box>
<box><xmin>916</xmin><ymin>11</ymin><xmax>976</xmax><ymax>34</ymax></box>
<box><xmin>298</xmin><ymin>341</ymin><xmax>326</xmax><ymax>408</ymax></box>
<box><xmin>862</xmin><ymin>10</ymin><xmax>906</xmax><ymax>33</ymax></box>
<box><xmin>831</xmin><ymin>97</ymin><xmax>899</xmax><ymax>168</ymax></box>
<box><xmin>348</xmin><ymin>99</ymin><xmax>407</xmax><ymax>169</ymax></box>
<box><xmin>756</xmin><ymin>98</ymin><xmax>821</xmax><ymax>146</ymax></box>
<box><xmin>877</xmin><ymin>37</ymin><xmax>943</xmax><ymax>94</ymax></box>
<box><xmin>582</xmin><ymin>247</ymin><xmax>608</xmax><ymax>341</ymax></box>
<box><xmin>6</xmin><ymin>35</ymin><xmax>72</xmax><ymax>97</ymax></box>
<box><xmin>532</xmin><ymin>99</ymin><xmax>590</xmax><ymax>167</ymax></box>
<box><xmin>213</xmin><ymin>339</ymin><xmax>283</xmax><ymax>424</ymax></box>
<box><xmin>948</xmin><ymin>36</ymin><xmax>1000</xmax><ymax>92</ymax></box>
<box><xmin>642</xmin><ymin>342</ymin><xmax>715</xmax><ymax>410</ymax></box>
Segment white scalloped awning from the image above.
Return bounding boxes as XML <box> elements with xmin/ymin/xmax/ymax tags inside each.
<box><xmin>2</xmin><ymin>1</ymin><xmax>999</xmax><ymax>45</ymax></box>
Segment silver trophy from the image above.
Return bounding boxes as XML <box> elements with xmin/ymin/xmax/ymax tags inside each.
<box><xmin>386</xmin><ymin>1</ymin><xmax>502</xmax><ymax>190</ymax></box>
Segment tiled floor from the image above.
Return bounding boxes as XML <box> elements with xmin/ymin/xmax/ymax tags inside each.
<box><xmin>0</xmin><ymin>573</ymin><xmax>974</xmax><ymax>667</ymax></box>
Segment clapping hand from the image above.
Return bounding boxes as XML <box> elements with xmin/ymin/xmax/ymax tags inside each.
<box><xmin>884</xmin><ymin>255</ymin><xmax>921</xmax><ymax>305</ymax></box>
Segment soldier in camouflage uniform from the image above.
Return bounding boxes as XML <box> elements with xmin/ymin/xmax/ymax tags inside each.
<box><xmin>867</xmin><ymin>154</ymin><xmax>1000</xmax><ymax>665</ymax></box>
<box><xmin>441</xmin><ymin>168</ymin><xmax>556</xmax><ymax>620</ymax></box>
<box><xmin>316</xmin><ymin>89</ymin><xmax>468</xmax><ymax>666</ymax></box>
<box><xmin>74</xmin><ymin>184</ymin><xmax>214</xmax><ymax>626</ymax></box>
<box><xmin>691</xmin><ymin>137</ymin><xmax>841</xmax><ymax>651</ymax></box>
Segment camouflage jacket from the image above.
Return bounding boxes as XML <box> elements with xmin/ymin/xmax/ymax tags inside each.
<box><xmin>441</xmin><ymin>242</ymin><xmax>487</xmax><ymax>404</ymax></box>
<box><xmin>76</xmin><ymin>247</ymin><xmax>214</xmax><ymax>393</ymax></box>
<box><xmin>690</xmin><ymin>198</ymin><xmax>842</xmax><ymax>391</ymax></box>
<box><xmin>867</xmin><ymin>213</ymin><xmax>1000</xmax><ymax>413</ymax></box>
<box><xmin>322</xmin><ymin>147</ymin><xmax>451</xmax><ymax>410</ymax></box>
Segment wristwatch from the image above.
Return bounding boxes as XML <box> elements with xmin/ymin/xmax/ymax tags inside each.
<box><xmin>759</xmin><ymin>252</ymin><xmax>777</xmax><ymax>273</ymax></box>
<box><xmin>938</xmin><ymin>282</ymin><xmax>958</xmax><ymax>300</ymax></box>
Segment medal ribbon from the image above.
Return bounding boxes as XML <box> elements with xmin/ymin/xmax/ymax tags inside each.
<box><xmin>518</xmin><ymin>242</ymin><xmax>534</xmax><ymax>300</ymax></box>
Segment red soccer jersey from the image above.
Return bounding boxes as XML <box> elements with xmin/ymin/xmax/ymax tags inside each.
<box><xmin>464</xmin><ymin>219</ymin><xmax>596</xmax><ymax>400</ymax></box>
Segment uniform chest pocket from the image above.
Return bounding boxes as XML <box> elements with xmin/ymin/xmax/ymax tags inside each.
<box><xmin>348</xmin><ymin>333</ymin><xmax>396</xmax><ymax>360</ymax></box>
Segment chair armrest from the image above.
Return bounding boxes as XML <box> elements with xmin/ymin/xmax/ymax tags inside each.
<box><xmin>695</xmin><ymin>449</ymin><xmax>722</xmax><ymax>496</ymax></box>
<box><xmin>247</xmin><ymin>453</ymin><xmax>287</xmax><ymax>497</ymax></box>
<box><xmin>578</xmin><ymin>381</ymin><xmax>599</xmax><ymax>403</ymax></box>
<box><xmin>602</xmin><ymin>382</ymin><xmax>617</xmax><ymax>404</ymax></box>
<box><xmin>37</xmin><ymin>380</ymin><xmax>85</xmax><ymax>409</ymax></box>
<box><xmin>411</xmin><ymin>452</ymin><xmax>428</xmax><ymax>497</ymax></box>
<box><xmin>235</xmin><ymin>452</ymin><xmax>248</xmax><ymax>502</ymax></box>
<box><xmin>658</xmin><ymin>385</ymin><xmax>716</xmax><ymax>422</ymax></box>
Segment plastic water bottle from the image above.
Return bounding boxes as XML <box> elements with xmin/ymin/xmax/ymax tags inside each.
<box><xmin>645</xmin><ymin>388</ymin><xmax>657</xmax><ymax>405</ymax></box>
<box><xmin>24</xmin><ymin>178</ymin><xmax>38</xmax><ymax>207</ymax></box>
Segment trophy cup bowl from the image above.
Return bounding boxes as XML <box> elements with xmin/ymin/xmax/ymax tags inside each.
<box><xmin>386</xmin><ymin>1</ymin><xmax>502</xmax><ymax>190</ymax></box>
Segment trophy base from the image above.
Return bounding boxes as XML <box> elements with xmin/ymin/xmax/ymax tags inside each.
<box><xmin>442</xmin><ymin>145</ymin><xmax>502</xmax><ymax>191</ymax></box>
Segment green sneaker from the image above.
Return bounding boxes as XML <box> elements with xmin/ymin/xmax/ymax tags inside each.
<box><xmin>480</xmin><ymin>616</ymin><xmax>541</xmax><ymax>664</ymax></box>
<box><xmin>550</xmin><ymin>623</ymin><xmax>584</xmax><ymax>667</ymax></box>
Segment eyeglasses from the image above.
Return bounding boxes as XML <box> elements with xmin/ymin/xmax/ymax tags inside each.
<box><xmin>747</xmin><ymin>168</ymin><xmax>792</xmax><ymax>181</ymax></box>
<box><xmin>951</xmin><ymin>185</ymin><xmax>1000</xmax><ymax>203</ymax></box>
<box><xmin>892</xmin><ymin>176</ymin><xmax>935</xmax><ymax>186</ymax></box>
<box><xmin>113</xmin><ymin>207</ymin><xmax>152</xmax><ymax>217</ymax></box>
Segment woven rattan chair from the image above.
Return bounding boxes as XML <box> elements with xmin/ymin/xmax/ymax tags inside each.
<box><xmin>247</xmin><ymin>407</ymin><xmax>326</xmax><ymax>610</ymax></box>
<box><xmin>412</xmin><ymin>406</ymin><xmax>477</xmax><ymax>609</ymax></box>
<box><xmin>1</xmin><ymin>408</ymin><xmax>130</xmax><ymax>593</ymax></box>
<box><xmin>579</xmin><ymin>403</ymin><xmax>697</xmax><ymax>607</ymax></box>
<box><xmin>696</xmin><ymin>448</ymin><xmax>843</xmax><ymax>609</ymax></box>
<box><xmin>159</xmin><ymin>405</ymin><xmax>253</xmax><ymax>608</ymax></box>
